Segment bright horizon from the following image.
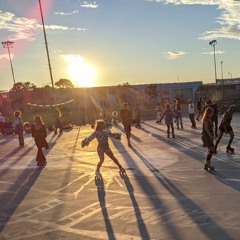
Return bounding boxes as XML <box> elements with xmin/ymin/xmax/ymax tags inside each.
<box><xmin>0</xmin><ymin>0</ymin><xmax>240</xmax><ymax>90</ymax></box>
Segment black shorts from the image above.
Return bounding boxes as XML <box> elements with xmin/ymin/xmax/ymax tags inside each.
<box><xmin>201</xmin><ymin>133</ymin><xmax>214</xmax><ymax>147</ymax></box>
<box><xmin>219</xmin><ymin>125</ymin><xmax>233</xmax><ymax>133</ymax></box>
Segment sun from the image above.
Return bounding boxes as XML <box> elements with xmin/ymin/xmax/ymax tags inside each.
<box><xmin>66</xmin><ymin>55</ymin><xmax>96</xmax><ymax>87</ymax></box>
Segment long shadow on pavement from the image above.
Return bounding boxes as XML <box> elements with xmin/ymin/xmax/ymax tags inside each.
<box><xmin>140</xmin><ymin>123</ymin><xmax>240</xmax><ymax>192</ymax></box>
<box><xmin>120</xmin><ymin>173</ymin><xmax>151</xmax><ymax>239</ymax></box>
<box><xmin>110</xmin><ymin>140</ymin><xmax>183</xmax><ymax>240</ymax></box>
<box><xmin>130</xmin><ymin>146</ymin><xmax>234</xmax><ymax>240</ymax></box>
<box><xmin>95</xmin><ymin>176</ymin><xmax>116</xmax><ymax>240</ymax></box>
<box><xmin>0</xmin><ymin>167</ymin><xmax>42</xmax><ymax>233</ymax></box>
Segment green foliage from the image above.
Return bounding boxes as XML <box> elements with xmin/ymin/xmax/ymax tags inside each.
<box><xmin>10</xmin><ymin>82</ymin><xmax>37</xmax><ymax>92</ymax></box>
<box><xmin>55</xmin><ymin>79</ymin><xmax>74</xmax><ymax>88</ymax></box>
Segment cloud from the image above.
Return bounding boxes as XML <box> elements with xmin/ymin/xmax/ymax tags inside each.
<box><xmin>165</xmin><ymin>51</ymin><xmax>187</xmax><ymax>59</ymax></box>
<box><xmin>200</xmin><ymin>50</ymin><xmax>225</xmax><ymax>55</ymax></box>
<box><xmin>54</xmin><ymin>10</ymin><xmax>78</xmax><ymax>16</ymax></box>
<box><xmin>146</xmin><ymin>0</ymin><xmax>240</xmax><ymax>41</ymax></box>
<box><xmin>0</xmin><ymin>54</ymin><xmax>9</xmax><ymax>60</ymax></box>
<box><xmin>145</xmin><ymin>0</ymin><xmax>220</xmax><ymax>5</ymax></box>
<box><xmin>61</xmin><ymin>54</ymin><xmax>85</xmax><ymax>63</ymax></box>
<box><xmin>0</xmin><ymin>10</ymin><xmax>85</xmax><ymax>41</ymax></box>
<box><xmin>80</xmin><ymin>1</ymin><xmax>99</xmax><ymax>8</ymax></box>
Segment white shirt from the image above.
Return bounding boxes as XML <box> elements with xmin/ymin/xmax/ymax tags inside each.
<box><xmin>188</xmin><ymin>103</ymin><xmax>195</xmax><ymax>114</ymax></box>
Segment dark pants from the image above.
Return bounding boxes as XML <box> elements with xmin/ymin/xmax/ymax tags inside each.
<box><xmin>16</xmin><ymin>125</ymin><xmax>24</xmax><ymax>146</ymax></box>
<box><xmin>189</xmin><ymin>113</ymin><xmax>196</xmax><ymax>128</ymax></box>
<box><xmin>36</xmin><ymin>147</ymin><xmax>46</xmax><ymax>166</ymax></box>
<box><xmin>35</xmin><ymin>137</ymin><xmax>48</xmax><ymax>166</ymax></box>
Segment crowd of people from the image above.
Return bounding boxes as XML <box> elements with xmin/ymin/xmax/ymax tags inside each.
<box><xmin>0</xmin><ymin>97</ymin><xmax>237</xmax><ymax>173</ymax></box>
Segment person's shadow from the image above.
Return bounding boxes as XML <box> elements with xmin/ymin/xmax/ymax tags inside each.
<box><xmin>95</xmin><ymin>176</ymin><xmax>116</xmax><ymax>240</ymax></box>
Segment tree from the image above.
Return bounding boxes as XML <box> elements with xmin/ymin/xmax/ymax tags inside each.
<box><xmin>10</xmin><ymin>82</ymin><xmax>37</xmax><ymax>92</ymax></box>
<box><xmin>55</xmin><ymin>79</ymin><xmax>74</xmax><ymax>88</ymax></box>
<box><xmin>42</xmin><ymin>84</ymin><xmax>52</xmax><ymax>89</ymax></box>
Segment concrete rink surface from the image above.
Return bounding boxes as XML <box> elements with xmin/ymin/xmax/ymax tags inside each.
<box><xmin>0</xmin><ymin>114</ymin><xmax>240</xmax><ymax>240</ymax></box>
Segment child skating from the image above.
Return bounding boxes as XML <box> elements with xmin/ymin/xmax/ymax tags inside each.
<box><xmin>81</xmin><ymin>119</ymin><xmax>125</xmax><ymax>176</ymax></box>
<box><xmin>160</xmin><ymin>103</ymin><xmax>175</xmax><ymax>138</ymax></box>
<box><xmin>201</xmin><ymin>107</ymin><xmax>215</xmax><ymax>171</ymax></box>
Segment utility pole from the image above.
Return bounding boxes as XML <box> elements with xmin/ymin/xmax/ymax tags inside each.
<box><xmin>2</xmin><ymin>41</ymin><xmax>16</xmax><ymax>85</ymax></box>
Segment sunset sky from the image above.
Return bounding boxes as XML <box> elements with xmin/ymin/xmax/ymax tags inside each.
<box><xmin>0</xmin><ymin>0</ymin><xmax>240</xmax><ymax>90</ymax></box>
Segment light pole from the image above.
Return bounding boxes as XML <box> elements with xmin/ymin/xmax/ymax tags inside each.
<box><xmin>228</xmin><ymin>72</ymin><xmax>232</xmax><ymax>79</ymax></box>
<box><xmin>209</xmin><ymin>40</ymin><xmax>217</xmax><ymax>85</ymax></box>
<box><xmin>38</xmin><ymin>0</ymin><xmax>55</xmax><ymax>104</ymax></box>
<box><xmin>1</xmin><ymin>41</ymin><xmax>16</xmax><ymax>85</ymax></box>
<box><xmin>221</xmin><ymin>61</ymin><xmax>223</xmax><ymax>81</ymax></box>
<box><xmin>221</xmin><ymin>61</ymin><xmax>224</xmax><ymax>100</ymax></box>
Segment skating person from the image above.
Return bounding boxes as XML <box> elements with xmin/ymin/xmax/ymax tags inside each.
<box><xmin>188</xmin><ymin>99</ymin><xmax>196</xmax><ymax>129</ymax></box>
<box><xmin>160</xmin><ymin>103</ymin><xmax>175</xmax><ymax>138</ymax></box>
<box><xmin>120</xmin><ymin>102</ymin><xmax>133</xmax><ymax>147</ymax></box>
<box><xmin>54</xmin><ymin>109</ymin><xmax>63</xmax><ymax>134</ymax></box>
<box><xmin>0</xmin><ymin>112</ymin><xmax>5</xmax><ymax>135</ymax></box>
<box><xmin>154</xmin><ymin>103</ymin><xmax>162</xmax><ymax>124</ymax></box>
<box><xmin>196</xmin><ymin>97</ymin><xmax>203</xmax><ymax>121</ymax></box>
<box><xmin>215</xmin><ymin>105</ymin><xmax>236</xmax><ymax>154</ymax></box>
<box><xmin>205</xmin><ymin>100</ymin><xmax>219</xmax><ymax>138</ymax></box>
<box><xmin>201</xmin><ymin>107</ymin><xmax>215</xmax><ymax>171</ymax></box>
<box><xmin>81</xmin><ymin>119</ymin><xmax>125</xmax><ymax>176</ymax></box>
<box><xmin>31</xmin><ymin>116</ymin><xmax>49</xmax><ymax>167</ymax></box>
<box><xmin>13</xmin><ymin>110</ymin><xmax>24</xmax><ymax>146</ymax></box>
<box><xmin>134</xmin><ymin>104</ymin><xmax>141</xmax><ymax>128</ymax></box>
<box><xmin>172</xmin><ymin>99</ymin><xmax>183</xmax><ymax>129</ymax></box>
<box><xmin>111</xmin><ymin>111</ymin><xmax>118</xmax><ymax>125</ymax></box>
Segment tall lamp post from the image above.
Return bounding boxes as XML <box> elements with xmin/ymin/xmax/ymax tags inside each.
<box><xmin>209</xmin><ymin>40</ymin><xmax>217</xmax><ymax>85</ymax></box>
<box><xmin>221</xmin><ymin>61</ymin><xmax>223</xmax><ymax>81</ymax></box>
<box><xmin>38</xmin><ymin>0</ymin><xmax>55</xmax><ymax>104</ymax></box>
<box><xmin>1</xmin><ymin>41</ymin><xmax>16</xmax><ymax>85</ymax></box>
<box><xmin>228</xmin><ymin>72</ymin><xmax>232</xmax><ymax>79</ymax></box>
<box><xmin>221</xmin><ymin>61</ymin><xmax>224</xmax><ymax>100</ymax></box>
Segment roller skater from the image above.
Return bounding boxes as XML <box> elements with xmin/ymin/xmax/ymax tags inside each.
<box><xmin>31</xmin><ymin>115</ymin><xmax>49</xmax><ymax>168</ymax></box>
<box><xmin>120</xmin><ymin>102</ymin><xmax>133</xmax><ymax>147</ymax></box>
<box><xmin>154</xmin><ymin>103</ymin><xmax>162</xmax><ymax>124</ymax></box>
<box><xmin>188</xmin><ymin>99</ymin><xmax>196</xmax><ymax>129</ymax></box>
<box><xmin>134</xmin><ymin>104</ymin><xmax>141</xmax><ymax>128</ymax></box>
<box><xmin>13</xmin><ymin>110</ymin><xmax>24</xmax><ymax>146</ymax></box>
<box><xmin>201</xmin><ymin>107</ymin><xmax>215</xmax><ymax>171</ymax></box>
<box><xmin>81</xmin><ymin>119</ymin><xmax>125</xmax><ymax>176</ymax></box>
<box><xmin>215</xmin><ymin>105</ymin><xmax>236</xmax><ymax>154</ymax></box>
<box><xmin>172</xmin><ymin>99</ymin><xmax>183</xmax><ymax>129</ymax></box>
<box><xmin>160</xmin><ymin>103</ymin><xmax>175</xmax><ymax>139</ymax></box>
<box><xmin>54</xmin><ymin>109</ymin><xmax>63</xmax><ymax>135</ymax></box>
<box><xmin>196</xmin><ymin>98</ymin><xmax>203</xmax><ymax>121</ymax></box>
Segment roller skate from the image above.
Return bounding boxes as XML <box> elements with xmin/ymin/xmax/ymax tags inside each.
<box><xmin>204</xmin><ymin>160</ymin><xmax>215</xmax><ymax>172</ymax></box>
<box><xmin>226</xmin><ymin>147</ymin><xmax>234</xmax><ymax>154</ymax></box>
<box><xmin>119</xmin><ymin>167</ymin><xmax>126</xmax><ymax>178</ymax></box>
<box><xmin>167</xmin><ymin>132</ymin><xmax>170</xmax><ymax>139</ymax></box>
<box><xmin>95</xmin><ymin>170</ymin><xmax>102</xmax><ymax>179</ymax></box>
<box><xmin>172</xmin><ymin>133</ymin><xmax>175</xmax><ymax>139</ymax></box>
<box><xmin>37</xmin><ymin>161</ymin><xmax>47</xmax><ymax>168</ymax></box>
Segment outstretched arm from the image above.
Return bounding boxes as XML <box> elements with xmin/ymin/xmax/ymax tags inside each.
<box><xmin>81</xmin><ymin>131</ymin><xmax>98</xmax><ymax>147</ymax></box>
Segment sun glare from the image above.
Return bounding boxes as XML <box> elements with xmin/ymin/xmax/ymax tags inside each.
<box><xmin>66</xmin><ymin>55</ymin><xmax>96</xmax><ymax>87</ymax></box>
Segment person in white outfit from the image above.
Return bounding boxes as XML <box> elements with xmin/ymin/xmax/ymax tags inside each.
<box><xmin>188</xmin><ymin>99</ymin><xmax>196</xmax><ymax>129</ymax></box>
